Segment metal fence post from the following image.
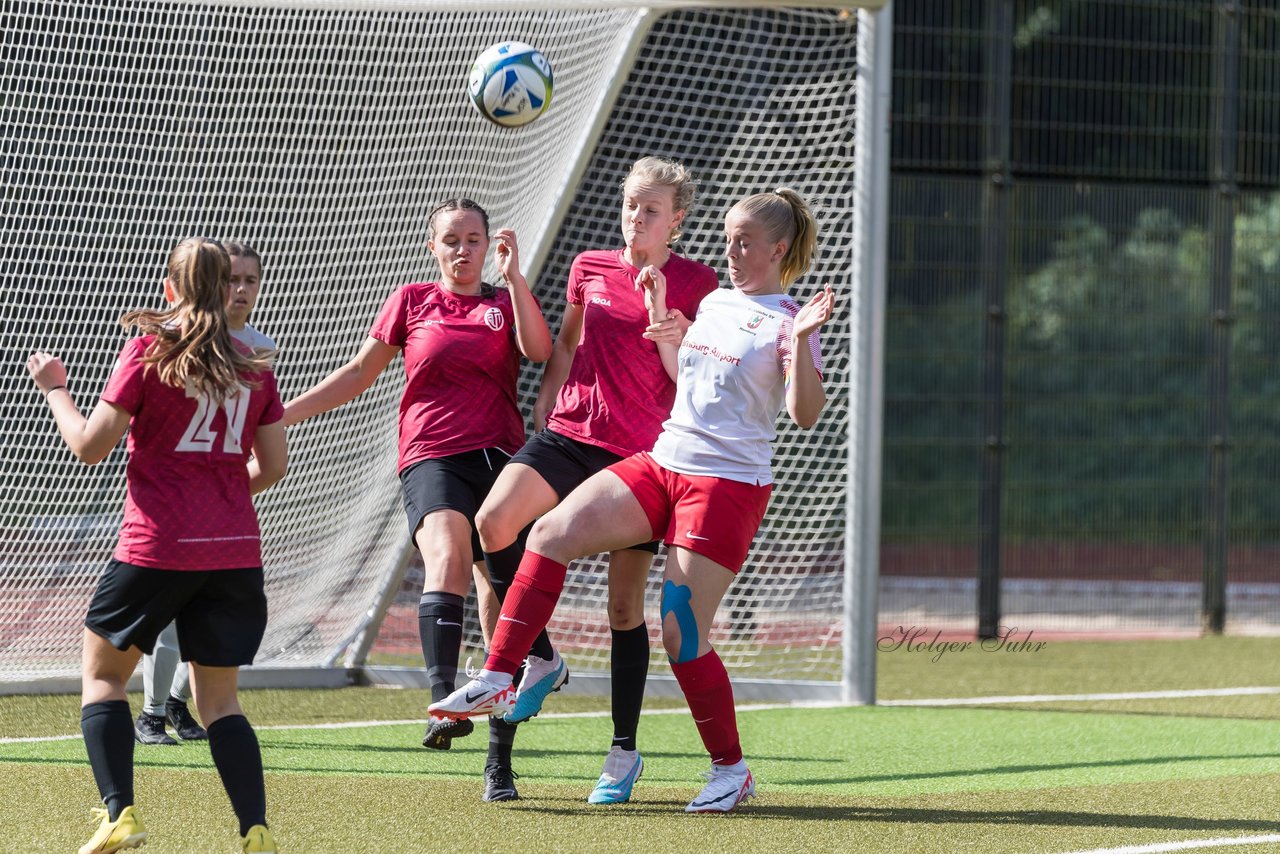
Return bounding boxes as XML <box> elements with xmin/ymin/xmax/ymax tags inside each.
<box><xmin>978</xmin><ymin>0</ymin><xmax>1013</xmax><ymax>640</ymax></box>
<box><xmin>1204</xmin><ymin>0</ymin><xmax>1241</xmax><ymax>634</ymax></box>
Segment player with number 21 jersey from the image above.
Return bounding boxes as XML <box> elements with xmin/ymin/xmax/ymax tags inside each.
<box><xmin>103</xmin><ymin>335</ymin><xmax>283</xmax><ymax>571</ymax></box>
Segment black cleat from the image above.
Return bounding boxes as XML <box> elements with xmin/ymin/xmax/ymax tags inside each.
<box><xmin>134</xmin><ymin>712</ymin><xmax>178</xmax><ymax>745</ymax></box>
<box><xmin>482</xmin><ymin>763</ymin><xmax>520</xmax><ymax>802</ymax></box>
<box><xmin>422</xmin><ymin>714</ymin><xmax>474</xmax><ymax>750</ymax></box>
<box><xmin>165</xmin><ymin>699</ymin><xmax>208</xmax><ymax>741</ymax></box>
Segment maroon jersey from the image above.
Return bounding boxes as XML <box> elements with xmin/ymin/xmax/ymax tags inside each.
<box><xmin>101</xmin><ymin>336</ymin><xmax>284</xmax><ymax>570</ymax></box>
<box><xmin>370</xmin><ymin>281</ymin><xmax>529</xmax><ymax>471</ymax></box>
<box><xmin>548</xmin><ymin>249</ymin><xmax>718</xmax><ymax>456</ymax></box>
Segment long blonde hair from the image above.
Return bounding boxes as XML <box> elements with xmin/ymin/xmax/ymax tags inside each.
<box><xmin>120</xmin><ymin>237</ymin><xmax>271</xmax><ymax>403</ymax></box>
<box><xmin>623</xmin><ymin>156</ymin><xmax>698</xmax><ymax>245</ymax></box>
<box><xmin>731</xmin><ymin>188</ymin><xmax>818</xmax><ymax>287</ymax></box>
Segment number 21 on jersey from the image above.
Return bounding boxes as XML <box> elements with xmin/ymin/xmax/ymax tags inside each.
<box><xmin>176</xmin><ymin>383</ymin><xmax>249</xmax><ymax>454</ymax></box>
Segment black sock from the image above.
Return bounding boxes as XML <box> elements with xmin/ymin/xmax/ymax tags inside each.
<box><xmin>487</xmin><ymin>716</ymin><xmax>518</xmax><ymax>768</ymax></box>
<box><xmin>486</xmin><ymin>543</ymin><xmax>555</xmax><ymax>660</ymax></box>
<box><xmin>610</xmin><ymin>624</ymin><xmax>650</xmax><ymax>753</ymax></box>
<box><xmin>419</xmin><ymin>592</ymin><xmax>465</xmax><ymax>703</ymax></box>
<box><xmin>207</xmin><ymin>715</ymin><xmax>267</xmax><ymax>836</ymax></box>
<box><xmin>483</xmin><ymin>647</ymin><xmax>521</xmax><ymax>768</ymax></box>
<box><xmin>81</xmin><ymin>700</ymin><xmax>134</xmax><ymax>821</ymax></box>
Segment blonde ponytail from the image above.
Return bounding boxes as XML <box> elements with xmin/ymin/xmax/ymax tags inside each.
<box><xmin>730</xmin><ymin>188</ymin><xmax>818</xmax><ymax>287</ymax></box>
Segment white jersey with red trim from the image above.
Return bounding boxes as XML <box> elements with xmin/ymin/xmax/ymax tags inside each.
<box><xmin>651</xmin><ymin>287</ymin><xmax>823</xmax><ymax>486</ymax></box>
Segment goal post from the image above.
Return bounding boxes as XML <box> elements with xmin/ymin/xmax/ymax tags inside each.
<box><xmin>0</xmin><ymin>0</ymin><xmax>889</xmax><ymax>703</ymax></box>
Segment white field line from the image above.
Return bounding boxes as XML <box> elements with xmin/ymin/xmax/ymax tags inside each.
<box><xmin>0</xmin><ymin>700</ymin><xmax>845</xmax><ymax>745</ymax></box>
<box><xmin>880</xmin><ymin>686</ymin><xmax>1280</xmax><ymax>707</ymax></box>
<box><xmin>1059</xmin><ymin>835</ymin><xmax>1280</xmax><ymax>854</ymax></box>
<box><xmin>4</xmin><ymin>687</ymin><xmax>1273</xmax><ymax>745</ymax></box>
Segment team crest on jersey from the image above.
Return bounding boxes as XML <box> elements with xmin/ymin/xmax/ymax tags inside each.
<box><xmin>739</xmin><ymin>312</ymin><xmax>768</xmax><ymax>335</ymax></box>
<box><xmin>483</xmin><ymin>307</ymin><xmax>505</xmax><ymax>331</ymax></box>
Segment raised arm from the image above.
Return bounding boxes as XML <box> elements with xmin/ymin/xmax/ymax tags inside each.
<box><xmin>636</xmin><ymin>264</ymin><xmax>690</xmax><ymax>380</ymax></box>
<box><xmin>282</xmin><ymin>336</ymin><xmax>399</xmax><ymax>427</ymax></box>
<box><xmin>27</xmin><ymin>353</ymin><xmax>131</xmax><ymax>465</ymax></box>
<box><xmin>785</xmin><ymin>285</ymin><xmax>835</xmax><ymax>429</ymax></box>
<box><xmin>533</xmin><ymin>302</ymin><xmax>583</xmax><ymax>432</ymax></box>
<box><xmin>494</xmin><ymin>228</ymin><xmax>552</xmax><ymax>362</ymax></box>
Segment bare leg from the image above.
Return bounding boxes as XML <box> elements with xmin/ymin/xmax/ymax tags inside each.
<box><xmin>475</xmin><ymin>462</ymin><xmax>559</xmax><ymax>553</ymax></box>
<box><xmin>661</xmin><ymin>547</ymin><xmax>749</xmax><ymax>774</ymax></box>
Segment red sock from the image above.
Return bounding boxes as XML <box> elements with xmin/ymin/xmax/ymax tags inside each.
<box><xmin>485</xmin><ymin>552</ymin><xmax>568</xmax><ymax>675</ymax></box>
<box><xmin>671</xmin><ymin>649</ymin><xmax>742</xmax><ymax>766</ymax></box>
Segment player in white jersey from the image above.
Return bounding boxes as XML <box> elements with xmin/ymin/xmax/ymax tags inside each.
<box><xmin>135</xmin><ymin>240</ymin><xmax>277</xmax><ymax>748</ymax></box>
<box><xmin>430</xmin><ymin>188</ymin><xmax>836</xmax><ymax>815</ymax></box>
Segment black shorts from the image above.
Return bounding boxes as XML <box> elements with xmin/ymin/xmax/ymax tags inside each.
<box><xmin>508</xmin><ymin>428</ymin><xmax>660</xmax><ymax>555</ymax></box>
<box><xmin>400</xmin><ymin>448</ymin><xmax>511</xmax><ymax>561</ymax></box>
<box><xmin>84</xmin><ymin>560</ymin><xmax>266</xmax><ymax>667</ymax></box>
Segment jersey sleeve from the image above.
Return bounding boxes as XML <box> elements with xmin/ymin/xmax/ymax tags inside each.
<box><xmin>256</xmin><ymin>371</ymin><xmax>285</xmax><ymax>426</ymax></box>
<box><xmin>100</xmin><ymin>338</ymin><xmax>149</xmax><ymax>414</ymax></box>
<box><xmin>369</xmin><ymin>286</ymin><xmax>410</xmax><ymax>347</ymax></box>
<box><xmin>777</xmin><ymin>314</ymin><xmax>825</xmax><ymax>380</ymax></box>
<box><xmin>565</xmin><ymin>254</ymin><xmax>588</xmax><ymax>306</ymax></box>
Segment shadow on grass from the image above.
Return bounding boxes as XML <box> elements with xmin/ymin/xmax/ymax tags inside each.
<box><xmin>801</xmin><ymin>751</ymin><xmax>1280</xmax><ymax>786</ymax></box>
<box><xmin>253</xmin><ymin>740</ymin><xmax>837</xmax><ymax>766</ymax></box>
<box><xmin>505</xmin><ymin>796</ymin><xmax>1280</xmax><ymax>832</ymax></box>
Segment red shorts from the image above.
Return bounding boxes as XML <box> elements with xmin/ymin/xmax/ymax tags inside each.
<box><xmin>607</xmin><ymin>452</ymin><xmax>772</xmax><ymax>572</ymax></box>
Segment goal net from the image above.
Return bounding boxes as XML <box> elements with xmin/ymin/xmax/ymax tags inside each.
<box><xmin>1</xmin><ymin>1</ymin><xmax>880</xmax><ymax>698</ymax></box>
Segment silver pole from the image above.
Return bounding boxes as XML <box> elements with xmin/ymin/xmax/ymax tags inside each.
<box><xmin>845</xmin><ymin>1</ymin><xmax>892</xmax><ymax>705</ymax></box>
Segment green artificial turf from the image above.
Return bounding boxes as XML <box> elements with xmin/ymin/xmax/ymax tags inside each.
<box><xmin>3</xmin><ymin>636</ymin><xmax>1278</xmax><ymax>852</ymax></box>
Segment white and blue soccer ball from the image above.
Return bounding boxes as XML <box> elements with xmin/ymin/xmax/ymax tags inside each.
<box><xmin>468</xmin><ymin>41</ymin><xmax>554</xmax><ymax>128</ymax></box>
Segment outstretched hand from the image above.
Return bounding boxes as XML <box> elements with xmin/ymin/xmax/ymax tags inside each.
<box><xmin>794</xmin><ymin>284</ymin><xmax>835</xmax><ymax>338</ymax></box>
<box><xmin>494</xmin><ymin>228</ymin><xmax>521</xmax><ymax>284</ymax></box>
<box><xmin>27</xmin><ymin>351</ymin><xmax>67</xmax><ymax>395</ymax></box>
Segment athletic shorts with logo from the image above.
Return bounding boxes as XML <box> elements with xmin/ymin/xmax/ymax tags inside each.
<box><xmin>607</xmin><ymin>451</ymin><xmax>771</xmax><ymax>571</ymax></box>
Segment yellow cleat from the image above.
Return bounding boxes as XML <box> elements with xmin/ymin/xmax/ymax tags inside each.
<box><xmin>79</xmin><ymin>806</ymin><xmax>147</xmax><ymax>854</ymax></box>
<box><xmin>241</xmin><ymin>824</ymin><xmax>278</xmax><ymax>853</ymax></box>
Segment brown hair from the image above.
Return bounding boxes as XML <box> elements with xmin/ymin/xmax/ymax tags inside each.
<box><xmin>427</xmin><ymin>198</ymin><xmax>490</xmax><ymax>239</ymax></box>
<box><xmin>731</xmin><ymin>188</ymin><xmax>818</xmax><ymax>286</ymax></box>
<box><xmin>120</xmin><ymin>237</ymin><xmax>271</xmax><ymax>403</ymax></box>
<box><xmin>220</xmin><ymin>238</ymin><xmax>262</xmax><ymax>275</ymax></box>
<box><xmin>623</xmin><ymin>156</ymin><xmax>698</xmax><ymax>245</ymax></box>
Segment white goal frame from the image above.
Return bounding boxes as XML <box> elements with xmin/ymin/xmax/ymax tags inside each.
<box><xmin>0</xmin><ymin>0</ymin><xmax>890</xmax><ymax>704</ymax></box>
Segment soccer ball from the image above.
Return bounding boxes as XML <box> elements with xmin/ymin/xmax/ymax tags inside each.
<box><xmin>468</xmin><ymin>41</ymin><xmax>554</xmax><ymax>128</ymax></box>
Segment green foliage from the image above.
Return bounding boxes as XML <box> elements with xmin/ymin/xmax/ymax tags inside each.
<box><xmin>885</xmin><ymin>192</ymin><xmax>1280</xmax><ymax>542</ymax></box>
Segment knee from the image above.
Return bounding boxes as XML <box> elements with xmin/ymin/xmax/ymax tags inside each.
<box><xmin>607</xmin><ymin>591</ymin><xmax>644</xmax><ymax>630</ymax></box>
<box><xmin>526</xmin><ymin>515</ymin><xmax>560</xmax><ymax>557</ymax></box>
<box><xmin>193</xmin><ymin>691</ymin><xmax>242</xmax><ymax>727</ymax></box>
<box><xmin>474</xmin><ymin>505</ymin><xmax>510</xmax><ymax>553</ymax></box>
<box><xmin>659</xmin><ymin>624</ymin><xmax>684</xmax><ymax>661</ymax></box>
<box><xmin>659</xmin><ymin>579</ymin><xmax>701</xmax><ymax>663</ymax></box>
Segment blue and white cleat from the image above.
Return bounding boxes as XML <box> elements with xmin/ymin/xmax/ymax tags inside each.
<box><xmin>504</xmin><ymin>650</ymin><xmax>568</xmax><ymax>723</ymax></box>
<box><xmin>587</xmin><ymin>746</ymin><xmax>644</xmax><ymax>804</ymax></box>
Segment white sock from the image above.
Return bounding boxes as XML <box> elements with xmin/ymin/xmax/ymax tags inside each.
<box><xmin>475</xmin><ymin>670</ymin><xmax>513</xmax><ymax>689</ymax></box>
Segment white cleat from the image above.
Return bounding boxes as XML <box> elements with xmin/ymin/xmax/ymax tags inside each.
<box><xmin>428</xmin><ymin>675</ymin><xmax>516</xmax><ymax>720</ymax></box>
<box><xmin>685</xmin><ymin>761</ymin><xmax>755</xmax><ymax>813</ymax></box>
